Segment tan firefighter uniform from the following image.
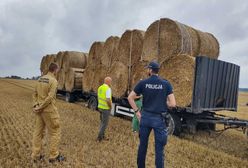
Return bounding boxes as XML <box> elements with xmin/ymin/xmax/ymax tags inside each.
<box><xmin>32</xmin><ymin>72</ymin><xmax>61</xmax><ymax>160</ymax></box>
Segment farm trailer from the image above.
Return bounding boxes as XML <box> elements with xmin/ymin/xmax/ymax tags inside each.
<box><xmin>61</xmin><ymin>56</ymin><xmax>248</xmax><ymax>136</ymax></box>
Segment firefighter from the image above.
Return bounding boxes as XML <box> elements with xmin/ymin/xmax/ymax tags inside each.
<box><xmin>32</xmin><ymin>62</ymin><xmax>65</xmax><ymax>163</ymax></box>
<box><xmin>97</xmin><ymin>77</ymin><xmax>112</xmax><ymax>142</ymax></box>
<box><xmin>128</xmin><ymin>61</ymin><xmax>176</xmax><ymax>168</ymax></box>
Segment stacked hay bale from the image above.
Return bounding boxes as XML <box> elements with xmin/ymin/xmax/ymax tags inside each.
<box><xmin>141</xmin><ymin>18</ymin><xmax>219</xmax><ymax>63</ymax></box>
<box><xmin>109</xmin><ymin>30</ymin><xmax>145</xmax><ymax>97</ymax></box>
<box><xmin>83</xmin><ymin>42</ymin><xmax>105</xmax><ymax>92</ymax></box>
<box><xmin>65</xmin><ymin>68</ymin><xmax>85</xmax><ymax>92</ymax></box>
<box><xmin>40</xmin><ymin>54</ymin><xmax>56</xmax><ymax>75</ymax></box>
<box><xmin>57</xmin><ymin>51</ymin><xmax>87</xmax><ymax>91</ymax></box>
<box><xmin>159</xmin><ymin>55</ymin><xmax>195</xmax><ymax>106</ymax></box>
<box><xmin>136</xmin><ymin>18</ymin><xmax>220</xmax><ymax>106</ymax></box>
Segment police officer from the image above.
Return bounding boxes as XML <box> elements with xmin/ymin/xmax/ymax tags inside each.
<box><xmin>97</xmin><ymin>77</ymin><xmax>112</xmax><ymax>142</ymax></box>
<box><xmin>32</xmin><ymin>63</ymin><xmax>65</xmax><ymax>163</ymax></box>
<box><xmin>128</xmin><ymin>61</ymin><xmax>176</xmax><ymax>168</ymax></box>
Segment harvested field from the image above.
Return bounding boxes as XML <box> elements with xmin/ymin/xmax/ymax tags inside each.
<box><xmin>1</xmin><ymin>79</ymin><xmax>248</xmax><ymax>167</ymax></box>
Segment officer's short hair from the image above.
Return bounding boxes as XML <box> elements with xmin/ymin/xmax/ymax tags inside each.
<box><xmin>49</xmin><ymin>62</ymin><xmax>59</xmax><ymax>72</ymax></box>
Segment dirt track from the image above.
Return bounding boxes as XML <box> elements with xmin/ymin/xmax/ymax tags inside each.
<box><xmin>0</xmin><ymin>79</ymin><xmax>248</xmax><ymax>168</ymax></box>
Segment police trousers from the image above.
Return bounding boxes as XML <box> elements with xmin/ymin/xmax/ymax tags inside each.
<box><xmin>32</xmin><ymin>111</ymin><xmax>61</xmax><ymax>159</ymax></box>
<box><xmin>138</xmin><ymin>111</ymin><xmax>167</xmax><ymax>168</ymax></box>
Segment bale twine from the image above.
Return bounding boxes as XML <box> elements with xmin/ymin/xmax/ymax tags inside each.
<box><xmin>92</xmin><ymin>64</ymin><xmax>110</xmax><ymax>92</ymax></box>
<box><xmin>117</xmin><ymin>29</ymin><xmax>145</xmax><ymax>66</ymax></box>
<box><xmin>65</xmin><ymin>68</ymin><xmax>84</xmax><ymax>92</ymax></box>
<box><xmin>142</xmin><ymin>18</ymin><xmax>219</xmax><ymax>63</ymax></box>
<box><xmin>159</xmin><ymin>54</ymin><xmax>195</xmax><ymax>107</ymax></box>
<box><xmin>101</xmin><ymin>36</ymin><xmax>120</xmax><ymax>68</ymax></box>
<box><xmin>109</xmin><ymin>61</ymin><xmax>129</xmax><ymax>98</ymax></box>
<box><xmin>57</xmin><ymin>68</ymin><xmax>66</xmax><ymax>90</ymax></box>
<box><xmin>197</xmin><ymin>31</ymin><xmax>219</xmax><ymax>59</ymax></box>
<box><xmin>62</xmin><ymin>51</ymin><xmax>88</xmax><ymax>72</ymax></box>
<box><xmin>87</xmin><ymin>42</ymin><xmax>104</xmax><ymax>70</ymax></box>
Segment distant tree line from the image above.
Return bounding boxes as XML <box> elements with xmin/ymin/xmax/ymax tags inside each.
<box><xmin>4</xmin><ymin>75</ymin><xmax>40</xmax><ymax>80</ymax></box>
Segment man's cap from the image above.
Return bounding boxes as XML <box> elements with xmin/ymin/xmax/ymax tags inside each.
<box><xmin>145</xmin><ymin>61</ymin><xmax>160</xmax><ymax>69</ymax></box>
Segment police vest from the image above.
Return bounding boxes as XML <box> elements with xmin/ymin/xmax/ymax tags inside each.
<box><xmin>97</xmin><ymin>84</ymin><xmax>111</xmax><ymax>110</ymax></box>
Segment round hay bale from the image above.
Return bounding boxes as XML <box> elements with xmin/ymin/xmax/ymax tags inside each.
<box><xmin>56</xmin><ymin>51</ymin><xmax>66</xmax><ymax>68</ymax></box>
<box><xmin>40</xmin><ymin>56</ymin><xmax>46</xmax><ymax>74</ymax></box>
<box><xmin>197</xmin><ymin>31</ymin><xmax>219</xmax><ymax>59</ymax></box>
<box><xmin>41</xmin><ymin>54</ymin><xmax>56</xmax><ymax>75</ymax></box>
<box><xmin>142</xmin><ymin>18</ymin><xmax>219</xmax><ymax>63</ymax></box>
<box><xmin>117</xmin><ymin>29</ymin><xmax>145</xmax><ymax>66</ymax></box>
<box><xmin>62</xmin><ymin>51</ymin><xmax>88</xmax><ymax>72</ymax></box>
<box><xmin>159</xmin><ymin>54</ymin><xmax>195</xmax><ymax>107</ymax></box>
<box><xmin>87</xmin><ymin>42</ymin><xmax>104</xmax><ymax>70</ymax></box>
<box><xmin>92</xmin><ymin>64</ymin><xmax>109</xmax><ymax>92</ymax></box>
<box><xmin>142</xmin><ymin>20</ymin><xmax>160</xmax><ymax>62</ymax></box>
<box><xmin>57</xmin><ymin>68</ymin><xmax>66</xmax><ymax>90</ymax></box>
<box><xmin>82</xmin><ymin>66</ymin><xmax>95</xmax><ymax>92</ymax></box>
<box><xmin>101</xmin><ymin>36</ymin><xmax>120</xmax><ymax>68</ymax></box>
<box><xmin>131</xmin><ymin>61</ymin><xmax>149</xmax><ymax>91</ymax></box>
<box><xmin>109</xmin><ymin>61</ymin><xmax>129</xmax><ymax>98</ymax></box>
<box><xmin>65</xmin><ymin>68</ymin><xmax>84</xmax><ymax>92</ymax></box>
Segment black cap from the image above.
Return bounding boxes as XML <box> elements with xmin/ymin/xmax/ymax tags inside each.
<box><xmin>145</xmin><ymin>61</ymin><xmax>160</xmax><ymax>69</ymax></box>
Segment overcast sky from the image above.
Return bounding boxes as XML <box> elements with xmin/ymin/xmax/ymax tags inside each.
<box><xmin>0</xmin><ymin>0</ymin><xmax>247</xmax><ymax>87</ymax></box>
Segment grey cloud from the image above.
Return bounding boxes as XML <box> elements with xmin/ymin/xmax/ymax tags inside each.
<box><xmin>0</xmin><ymin>0</ymin><xmax>248</xmax><ymax>87</ymax></box>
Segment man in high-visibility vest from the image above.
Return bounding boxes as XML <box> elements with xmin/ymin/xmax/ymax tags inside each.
<box><xmin>97</xmin><ymin>77</ymin><xmax>112</xmax><ymax>142</ymax></box>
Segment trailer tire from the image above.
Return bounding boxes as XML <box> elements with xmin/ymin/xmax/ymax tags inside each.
<box><xmin>167</xmin><ymin>113</ymin><xmax>182</xmax><ymax>136</ymax></box>
<box><xmin>65</xmin><ymin>92</ymin><xmax>75</xmax><ymax>103</ymax></box>
<box><xmin>88</xmin><ymin>96</ymin><xmax>98</xmax><ymax>110</ymax></box>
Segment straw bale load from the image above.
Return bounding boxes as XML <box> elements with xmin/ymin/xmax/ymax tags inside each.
<box><xmin>57</xmin><ymin>69</ymin><xmax>66</xmax><ymax>90</ymax></box>
<box><xmin>197</xmin><ymin>31</ymin><xmax>219</xmax><ymax>59</ymax></box>
<box><xmin>82</xmin><ymin>66</ymin><xmax>95</xmax><ymax>92</ymax></box>
<box><xmin>142</xmin><ymin>18</ymin><xmax>219</xmax><ymax>63</ymax></box>
<box><xmin>56</xmin><ymin>51</ymin><xmax>66</xmax><ymax>68</ymax></box>
<box><xmin>40</xmin><ymin>54</ymin><xmax>56</xmax><ymax>75</ymax></box>
<box><xmin>65</xmin><ymin>68</ymin><xmax>84</xmax><ymax>92</ymax></box>
<box><xmin>92</xmin><ymin>64</ymin><xmax>109</xmax><ymax>92</ymax></box>
<box><xmin>109</xmin><ymin>61</ymin><xmax>129</xmax><ymax>98</ymax></box>
<box><xmin>62</xmin><ymin>51</ymin><xmax>87</xmax><ymax>72</ymax></box>
<box><xmin>159</xmin><ymin>54</ymin><xmax>195</xmax><ymax>107</ymax></box>
<box><xmin>101</xmin><ymin>36</ymin><xmax>120</xmax><ymax>68</ymax></box>
<box><xmin>87</xmin><ymin>42</ymin><xmax>104</xmax><ymax>70</ymax></box>
<box><xmin>131</xmin><ymin>61</ymin><xmax>149</xmax><ymax>90</ymax></box>
<box><xmin>116</xmin><ymin>30</ymin><xmax>145</xmax><ymax>65</ymax></box>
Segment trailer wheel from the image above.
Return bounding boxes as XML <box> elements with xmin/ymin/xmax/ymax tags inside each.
<box><xmin>167</xmin><ymin>113</ymin><xmax>182</xmax><ymax>136</ymax></box>
<box><xmin>88</xmin><ymin>96</ymin><xmax>98</xmax><ymax>110</ymax></box>
<box><xmin>65</xmin><ymin>92</ymin><xmax>75</xmax><ymax>103</ymax></box>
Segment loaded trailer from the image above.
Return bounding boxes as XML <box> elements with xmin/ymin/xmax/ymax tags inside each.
<box><xmin>85</xmin><ymin>56</ymin><xmax>248</xmax><ymax>136</ymax></box>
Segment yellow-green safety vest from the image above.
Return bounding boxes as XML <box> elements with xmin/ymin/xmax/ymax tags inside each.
<box><xmin>97</xmin><ymin>84</ymin><xmax>111</xmax><ymax>110</ymax></box>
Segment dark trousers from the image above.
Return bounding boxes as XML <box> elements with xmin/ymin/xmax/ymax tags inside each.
<box><xmin>138</xmin><ymin>112</ymin><xmax>167</xmax><ymax>168</ymax></box>
<box><xmin>98</xmin><ymin>108</ymin><xmax>110</xmax><ymax>139</ymax></box>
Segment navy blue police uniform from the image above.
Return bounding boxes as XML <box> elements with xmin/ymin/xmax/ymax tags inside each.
<box><xmin>134</xmin><ymin>73</ymin><xmax>173</xmax><ymax>168</ymax></box>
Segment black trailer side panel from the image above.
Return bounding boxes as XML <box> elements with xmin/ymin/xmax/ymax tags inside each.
<box><xmin>192</xmin><ymin>56</ymin><xmax>240</xmax><ymax>114</ymax></box>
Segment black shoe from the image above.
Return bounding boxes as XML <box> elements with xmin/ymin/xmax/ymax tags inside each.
<box><xmin>49</xmin><ymin>154</ymin><xmax>65</xmax><ymax>163</ymax></box>
<box><xmin>97</xmin><ymin>136</ymin><xmax>103</xmax><ymax>142</ymax></box>
<box><xmin>33</xmin><ymin>155</ymin><xmax>45</xmax><ymax>163</ymax></box>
